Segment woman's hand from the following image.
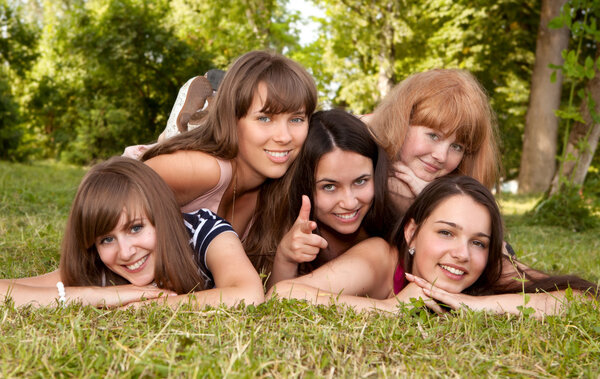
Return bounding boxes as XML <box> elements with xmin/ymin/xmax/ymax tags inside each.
<box><xmin>122</xmin><ymin>143</ymin><xmax>156</xmax><ymax>160</ymax></box>
<box><xmin>391</xmin><ymin>282</ymin><xmax>445</xmax><ymax>313</ymax></box>
<box><xmin>268</xmin><ymin>196</ymin><xmax>328</xmax><ymax>288</ymax></box>
<box><xmin>391</xmin><ymin>162</ymin><xmax>431</xmax><ymax>197</ymax></box>
<box><xmin>276</xmin><ymin>195</ymin><xmax>328</xmax><ymax>265</ymax></box>
<box><xmin>81</xmin><ymin>284</ymin><xmax>176</xmax><ymax>308</ymax></box>
<box><xmin>405</xmin><ymin>273</ymin><xmax>498</xmax><ymax>313</ymax></box>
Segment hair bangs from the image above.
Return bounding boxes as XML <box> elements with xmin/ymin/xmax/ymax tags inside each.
<box><xmin>411</xmin><ymin>91</ymin><xmax>485</xmax><ymax>154</ymax></box>
<box><xmin>79</xmin><ymin>175</ymin><xmax>148</xmax><ymax>251</ymax></box>
<box><xmin>259</xmin><ymin>65</ymin><xmax>314</xmax><ymax>116</ymax></box>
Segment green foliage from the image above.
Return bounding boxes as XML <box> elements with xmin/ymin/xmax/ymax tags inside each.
<box><xmin>528</xmin><ymin>183</ymin><xmax>599</xmax><ymax>231</ymax></box>
<box><xmin>0</xmin><ymin>0</ymin><xmax>40</xmax><ymax>160</ymax></box>
<box><xmin>3</xmin><ymin>0</ymin><xmax>300</xmax><ymax>163</ymax></box>
<box><xmin>23</xmin><ymin>0</ymin><xmax>216</xmax><ymax>162</ymax></box>
<box><xmin>548</xmin><ymin>0</ymin><xmax>600</xmax><ymax>183</ymax></box>
<box><xmin>299</xmin><ymin>0</ymin><xmax>538</xmax><ymax>178</ymax></box>
<box><xmin>532</xmin><ymin>0</ymin><xmax>600</xmax><ymax>226</ymax></box>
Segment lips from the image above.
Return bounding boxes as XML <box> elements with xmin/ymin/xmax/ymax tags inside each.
<box><xmin>438</xmin><ymin>263</ymin><xmax>467</xmax><ymax>278</ymax></box>
<box><xmin>420</xmin><ymin>159</ymin><xmax>442</xmax><ymax>173</ymax></box>
<box><xmin>124</xmin><ymin>255</ymin><xmax>149</xmax><ymax>272</ymax></box>
<box><xmin>265</xmin><ymin>149</ymin><xmax>291</xmax><ymax>163</ymax></box>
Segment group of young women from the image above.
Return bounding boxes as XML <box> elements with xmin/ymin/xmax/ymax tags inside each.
<box><xmin>1</xmin><ymin>50</ymin><xmax>596</xmax><ymax>316</ymax></box>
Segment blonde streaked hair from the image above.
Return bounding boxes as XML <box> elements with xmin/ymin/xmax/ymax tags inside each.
<box><xmin>369</xmin><ymin>69</ymin><xmax>501</xmax><ymax>188</ymax></box>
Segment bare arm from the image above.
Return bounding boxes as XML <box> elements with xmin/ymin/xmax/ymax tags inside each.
<box><xmin>140</xmin><ymin>232</ymin><xmax>264</xmax><ymax>309</ymax></box>
<box><xmin>267</xmin><ymin>238</ymin><xmax>401</xmax><ymax>312</ymax></box>
<box><xmin>144</xmin><ymin>150</ymin><xmax>222</xmax><ymax>206</ymax></box>
<box><xmin>0</xmin><ymin>279</ymin><xmax>173</xmax><ymax>308</ymax></box>
<box><xmin>407</xmin><ymin>273</ymin><xmax>576</xmax><ymax>317</ymax></box>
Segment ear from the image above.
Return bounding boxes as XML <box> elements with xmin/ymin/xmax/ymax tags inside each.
<box><xmin>404</xmin><ymin>219</ymin><xmax>417</xmax><ymax>247</ymax></box>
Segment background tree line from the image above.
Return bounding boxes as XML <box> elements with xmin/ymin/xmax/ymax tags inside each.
<box><xmin>1</xmin><ymin>0</ymin><xmax>598</xmax><ymax>199</ymax></box>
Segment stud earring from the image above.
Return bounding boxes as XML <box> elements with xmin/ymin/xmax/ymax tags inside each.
<box><xmin>408</xmin><ymin>247</ymin><xmax>415</xmax><ymax>256</ymax></box>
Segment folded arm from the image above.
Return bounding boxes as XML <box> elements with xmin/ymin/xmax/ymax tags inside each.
<box><xmin>140</xmin><ymin>232</ymin><xmax>264</xmax><ymax>309</ymax></box>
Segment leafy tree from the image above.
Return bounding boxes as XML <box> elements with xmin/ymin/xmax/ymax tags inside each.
<box><xmin>0</xmin><ymin>0</ymin><xmax>40</xmax><ymax>160</ymax></box>
<box><xmin>301</xmin><ymin>0</ymin><xmax>538</xmax><ymax>176</ymax></box>
<box><xmin>26</xmin><ymin>0</ymin><xmax>213</xmax><ymax>162</ymax></box>
<box><xmin>167</xmin><ymin>0</ymin><xmax>300</xmax><ymax>68</ymax></box>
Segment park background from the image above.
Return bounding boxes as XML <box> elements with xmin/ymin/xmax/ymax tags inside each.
<box><xmin>1</xmin><ymin>0</ymin><xmax>600</xmax><ymax>376</ymax></box>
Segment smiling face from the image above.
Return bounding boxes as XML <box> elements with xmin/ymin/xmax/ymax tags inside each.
<box><xmin>313</xmin><ymin>148</ymin><xmax>375</xmax><ymax>235</ymax></box>
<box><xmin>405</xmin><ymin>194</ymin><xmax>490</xmax><ymax>293</ymax></box>
<box><xmin>399</xmin><ymin>125</ymin><xmax>465</xmax><ymax>182</ymax></box>
<box><xmin>95</xmin><ymin>208</ymin><xmax>156</xmax><ymax>286</ymax></box>
<box><xmin>236</xmin><ymin>82</ymin><xmax>309</xmax><ymax>182</ymax></box>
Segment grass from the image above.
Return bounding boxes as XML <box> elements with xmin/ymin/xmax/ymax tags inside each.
<box><xmin>1</xmin><ymin>160</ymin><xmax>599</xmax><ymax>377</ymax></box>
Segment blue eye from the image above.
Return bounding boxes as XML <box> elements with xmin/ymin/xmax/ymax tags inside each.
<box><xmin>290</xmin><ymin>117</ymin><xmax>305</xmax><ymax>124</ymax></box>
<box><xmin>451</xmin><ymin>143</ymin><xmax>465</xmax><ymax>153</ymax></box>
<box><xmin>258</xmin><ymin>116</ymin><xmax>271</xmax><ymax>122</ymax></box>
<box><xmin>131</xmin><ymin>224</ymin><xmax>143</xmax><ymax>233</ymax></box>
<box><xmin>99</xmin><ymin>236</ymin><xmax>114</xmax><ymax>245</ymax></box>
<box><xmin>427</xmin><ymin>133</ymin><xmax>440</xmax><ymax>141</ymax></box>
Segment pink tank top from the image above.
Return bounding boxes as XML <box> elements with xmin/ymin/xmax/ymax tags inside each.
<box><xmin>180</xmin><ymin>159</ymin><xmax>253</xmax><ymax>240</ymax></box>
<box><xmin>180</xmin><ymin>159</ymin><xmax>232</xmax><ymax>214</ymax></box>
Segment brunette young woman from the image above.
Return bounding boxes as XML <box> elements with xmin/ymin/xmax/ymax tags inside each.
<box><xmin>243</xmin><ymin>109</ymin><xmax>398</xmax><ymax>286</ymax></box>
<box><xmin>0</xmin><ymin>157</ymin><xmax>263</xmax><ymax>308</ymax></box>
<box><xmin>268</xmin><ymin>176</ymin><xmax>597</xmax><ymax>317</ymax></box>
<box><xmin>140</xmin><ymin>50</ymin><xmax>317</xmax><ymax>238</ymax></box>
<box><xmin>366</xmin><ymin>69</ymin><xmax>501</xmax><ymax>213</ymax></box>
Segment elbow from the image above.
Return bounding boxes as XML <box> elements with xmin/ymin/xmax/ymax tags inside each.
<box><xmin>266</xmin><ymin>280</ymin><xmax>294</xmax><ymax>300</ymax></box>
<box><xmin>245</xmin><ymin>286</ymin><xmax>265</xmax><ymax>306</ymax></box>
<box><xmin>239</xmin><ymin>278</ymin><xmax>265</xmax><ymax>306</ymax></box>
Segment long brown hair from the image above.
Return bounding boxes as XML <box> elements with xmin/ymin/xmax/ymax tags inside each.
<box><xmin>392</xmin><ymin>175</ymin><xmax>598</xmax><ymax>296</ymax></box>
<box><xmin>245</xmin><ymin>110</ymin><xmax>399</xmax><ymax>273</ymax></box>
<box><xmin>142</xmin><ymin>50</ymin><xmax>317</xmax><ymax>160</ymax></box>
<box><xmin>369</xmin><ymin>69</ymin><xmax>501</xmax><ymax>189</ymax></box>
<box><xmin>60</xmin><ymin>157</ymin><xmax>205</xmax><ymax>293</ymax></box>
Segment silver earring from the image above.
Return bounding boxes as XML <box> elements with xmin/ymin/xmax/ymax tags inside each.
<box><xmin>408</xmin><ymin>247</ymin><xmax>415</xmax><ymax>256</ymax></box>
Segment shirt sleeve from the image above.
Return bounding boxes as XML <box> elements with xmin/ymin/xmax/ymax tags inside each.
<box><xmin>182</xmin><ymin>209</ymin><xmax>236</xmax><ymax>289</ymax></box>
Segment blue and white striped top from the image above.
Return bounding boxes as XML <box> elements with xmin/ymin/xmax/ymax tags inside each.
<box><xmin>182</xmin><ymin>209</ymin><xmax>236</xmax><ymax>289</ymax></box>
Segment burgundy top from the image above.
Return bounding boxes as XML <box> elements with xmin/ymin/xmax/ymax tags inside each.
<box><xmin>393</xmin><ymin>264</ymin><xmax>406</xmax><ymax>295</ymax></box>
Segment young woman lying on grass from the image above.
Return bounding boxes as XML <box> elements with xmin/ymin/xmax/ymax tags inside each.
<box><xmin>0</xmin><ymin>157</ymin><xmax>263</xmax><ymax>308</ymax></box>
<box><xmin>268</xmin><ymin>175</ymin><xmax>598</xmax><ymax>317</ymax></box>
<box><xmin>244</xmin><ymin>109</ymin><xmax>398</xmax><ymax>285</ymax></box>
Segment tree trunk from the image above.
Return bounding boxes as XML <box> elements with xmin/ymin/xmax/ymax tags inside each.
<box><xmin>549</xmin><ymin>43</ymin><xmax>600</xmax><ymax>195</ymax></box>
<box><xmin>518</xmin><ymin>0</ymin><xmax>570</xmax><ymax>193</ymax></box>
<box><xmin>376</xmin><ymin>4</ymin><xmax>396</xmax><ymax>100</ymax></box>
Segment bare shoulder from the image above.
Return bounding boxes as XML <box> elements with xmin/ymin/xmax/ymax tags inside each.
<box><xmin>145</xmin><ymin>150</ymin><xmax>224</xmax><ymax>205</ymax></box>
<box><xmin>346</xmin><ymin>237</ymin><xmax>395</xmax><ymax>262</ymax></box>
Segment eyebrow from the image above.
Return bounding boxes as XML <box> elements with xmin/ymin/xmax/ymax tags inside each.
<box><xmin>315</xmin><ymin>174</ymin><xmax>371</xmax><ymax>184</ymax></box>
<box><xmin>434</xmin><ymin>220</ymin><xmax>491</xmax><ymax>239</ymax></box>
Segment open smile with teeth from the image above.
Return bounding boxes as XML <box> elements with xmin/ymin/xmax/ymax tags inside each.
<box><xmin>439</xmin><ymin>264</ymin><xmax>465</xmax><ymax>276</ymax></box>
<box><xmin>265</xmin><ymin>150</ymin><xmax>290</xmax><ymax>158</ymax></box>
<box><xmin>334</xmin><ymin>210</ymin><xmax>358</xmax><ymax>220</ymax></box>
<box><xmin>125</xmin><ymin>255</ymin><xmax>148</xmax><ymax>271</ymax></box>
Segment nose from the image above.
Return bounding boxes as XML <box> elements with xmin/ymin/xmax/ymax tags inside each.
<box><xmin>449</xmin><ymin>241</ymin><xmax>469</xmax><ymax>262</ymax></box>
<box><xmin>431</xmin><ymin>143</ymin><xmax>449</xmax><ymax>163</ymax></box>
<box><xmin>117</xmin><ymin>237</ymin><xmax>136</xmax><ymax>261</ymax></box>
<box><xmin>339</xmin><ymin>188</ymin><xmax>359</xmax><ymax>210</ymax></box>
<box><xmin>272</xmin><ymin>119</ymin><xmax>292</xmax><ymax>144</ymax></box>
